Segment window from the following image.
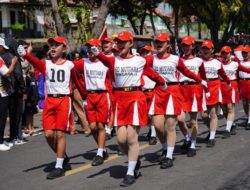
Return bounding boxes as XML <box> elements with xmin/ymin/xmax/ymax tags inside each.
<box><xmin>10</xmin><ymin>11</ymin><xmax>16</xmax><ymax>25</ymax></box>
<box><xmin>18</xmin><ymin>11</ymin><xmax>25</xmax><ymax>24</ymax></box>
<box><xmin>0</xmin><ymin>11</ymin><xmax>2</xmax><ymax>33</ymax></box>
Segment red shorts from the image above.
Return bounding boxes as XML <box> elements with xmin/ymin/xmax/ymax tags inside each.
<box><xmin>220</xmin><ymin>80</ymin><xmax>239</xmax><ymax>104</ymax></box>
<box><xmin>113</xmin><ymin>90</ymin><xmax>147</xmax><ymax>127</ymax></box>
<box><xmin>86</xmin><ymin>92</ymin><xmax>111</xmax><ymax>124</ymax></box>
<box><xmin>143</xmin><ymin>90</ymin><xmax>154</xmax><ymax>114</ymax></box>
<box><xmin>180</xmin><ymin>84</ymin><xmax>206</xmax><ymax>112</ymax></box>
<box><xmin>206</xmin><ymin>79</ymin><xmax>221</xmax><ymax>106</ymax></box>
<box><xmin>239</xmin><ymin>79</ymin><xmax>250</xmax><ymax>100</ymax></box>
<box><xmin>149</xmin><ymin>85</ymin><xmax>183</xmax><ymax>116</ymax></box>
<box><xmin>43</xmin><ymin>96</ymin><xmax>72</xmax><ymax>131</ymax></box>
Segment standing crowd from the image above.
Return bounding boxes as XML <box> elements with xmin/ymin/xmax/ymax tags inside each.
<box><xmin>0</xmin><ymin>31</ymin><xmax>250</xmax><ymax>187</ymax></box>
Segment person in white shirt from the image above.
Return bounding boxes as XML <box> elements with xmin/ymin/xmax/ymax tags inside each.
<box><xmin>200</xmin><ymin>40</ymin><xmax>230</xmax><ymax>147</ymax></box>
<box><xmin>238</xmin><ymin>46</ymin><xmax>250</xmax><ymax>129</ymax></box>
<box><xmin>0</xmin><ymin>40</ymin><xmax>18</xmax><ymax>151</ymax></box>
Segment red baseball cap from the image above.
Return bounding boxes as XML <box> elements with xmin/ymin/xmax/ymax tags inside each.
<box><xmin>115</xmin><ymin>31</ymin><xmax>134</xmax><ymax>41</ymax></box>
<box><xmin>102</xmin><ymin>37</ymin><xmax>113</xmax><ymax>43</ymax></box>
<box><xmin>242</xmin><ymin>46</ymin><xmax>250</xmax><ymax>53</ymax></box>
<box><xmin>48</xmin><ymin>36</ymin><xmax>67</xmax><ymax>46</ymax></box>
<box><xmin>139</xmin><ymin>45</ymin><xmax>153</xmax><ymax>53</ymax></box>
<box><xmin>155</xmin><ymin>33</ymin><xmax>170</xmax><ymax>42</ymax></box>
<box><xmin>220</xmin><ymin>46</ymin><xmax>232</xmax><ymax>53</ymax></box>
<box><xmin>85</xmin><ymin>38</ymin><xmax>102</xmax><ymax>47</ymax></box>
<box><xmin>181</xmin><ymin>36</ymin><xmax>195</xmax><ymax>45</ymax></box>
<box><xmin>201</xmin><ymin>40</ymin><xmax>214</xmax><ymax>49</ymax></box>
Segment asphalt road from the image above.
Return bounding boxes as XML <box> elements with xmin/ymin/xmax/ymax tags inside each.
<box><xmin>0</xmin><ymin>103</ymin><xmax>250</xmax><ymax>190</ymax></box>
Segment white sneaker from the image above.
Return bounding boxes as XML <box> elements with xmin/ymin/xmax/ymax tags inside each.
<box><xmin>14</xmin><ymin>139</ymin><xmax>26</xmax><ymax>145</ymax></box>
<box><xmin>0</xmin><ymin>144</ymin><xmax>11</xmax><ymax>151</ymax></box>
<box><xmin>22</xmin><ymin>133</ymin><xmax>30</xmax><ymax>138</ymax></box>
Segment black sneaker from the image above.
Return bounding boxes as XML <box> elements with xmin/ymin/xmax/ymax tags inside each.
<box><xmin>117</xmin><ymin>147</ymin><xmax>124</xmax><ymax>156</ymax></box>
<box><xmin>46</xmin><ymin>168</ymin><xmax>64</xmax><ymax>179</ymax></box>
<box><xmin>205</xmin><ymin>132</ymin><xmax>210</xmax><ymax>142</ymax></box>
<box><xmin>120</xmin><ymin>175</ymin><xmax>136</xmax><ymax>187</ymax></box>
<box><xmin>246</xmin><ymin>123</ymin><xmax>250</xmax><ymax>130</ymax></box>
<box><xmin>106</xmin><ymin>133</ymin><xmax>112</xmax><ymax>140</ymax></box>
<box><xmin>187</xmin><ymin>148</ymin><xmax>196</xmax><ymax>157</ymax></box>
<box><xmin>158</xmin><ymin>150</ymin><xmax>167</xmax><ymax>164</ymax></box>
<box><xmin>149</xmin><ymin>137</ymin><xmax>157</xmax><ymax>145</ymax></box>
<box><xmin>180</xmin><ymin>140</ymin><xmax>191</xmax><ymax>152</ymax></box>
<box><xmin>91</xmin><ymin>155</ymin><xmax>104</xmax><ymax>166</ymax></box>
<box><xmin>63</xmin><ymin>154</ymin><xmax>70</xmax><ymax>166</ymax></box>
<box><xmin>160</xmin><ymin>157</ymin><xmax>173</xmax><ymax>169</ymax></box>
<box><xmin>207</xmin><ymin>139</ymin><xmax>216</xmax><ymax>148</ymax></box>
<box><xmin>146</xmin><ymin>129</ymin><xmax>151</xmax><ymax>140</ymax></box>
<box><xmin>103</xmin><ymin>150</ymin><xmax>109</xmax><ymax>160</ymax></box>
<box><xmin>134</xmin><ymin>159</ymin><xmax>141</xmax><ymax>178</ymax></box>
<box><xmin>222</xmin><ymin>131</ymin><xmax>231</xmax><ymax>139</ymax></box>
<box><xmin>230</xmin><ymin>123</ymin><xmax>237</xmax><ymax>135</ymax></box>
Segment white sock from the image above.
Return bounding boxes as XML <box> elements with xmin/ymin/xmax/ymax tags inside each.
<box><xmin>219</xmin><ymin>109</ymin><xmax>223</xmax><ymax>115</ymax></box>
<box><xmin>248</xmin><ymin>116</ymin><xmax>250</xmax><ymax>123</ymax></box>
<box><xmin>162</xmin><ymin>143</ymin><xmax>168</xmax><ymax>151</ymax></box>
<box><xmin>55</xmin><ymin>158</ymin><xmax>64</xmax><ymax>168</ymax></box>
<box><xmin>106</xmin><ymin>127</ymin><xmax>111</xmax><ymax>135</ymax></box>
<box><xmin>209</xmin><ymin>131</ymin><xmax>216</xmax><ymax>140</ymax></box>
<box><xmin>150</xmin><ymin>126</ymin><xmax>156</xmax><ymax>137</ymax></box>
<box><xmin>166</xmin><ymin>146</ymin><xmax>174</xmax><ymax>159</ymax></box>
<box><xmin>226</xmin><ymin>121</ymin><xmax>233</xmax><ymax>131</ymax></box>
<box><xmin>97</xmin><ymin>148</ymin><xmax>104</xmax><ymax>157</ymax></box>
<box><xmin>185</xmin><ymin>134</ymin><xmax>191</xmax><ymax>141</ymax></box>
<box><xmin>190</xmin><ymin>140</ymin><xmax>196</xmax><ymax>149</ymax></box>
<box><xmin>126</xmin><ymin>160</ymin><xmax>137</xmax><ymax>176</ymax></box>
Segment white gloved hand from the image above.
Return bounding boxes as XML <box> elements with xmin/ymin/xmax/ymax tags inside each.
<box><xmin>201</xmin><ymin>80</ymin><xmax>208</xmax><ymax>88</ymax></box>
<box><xmin>91</xmin><ymin>46</ymin><xmax>99</xmax><ymax>56</ymax></box>
<box><xmin>17</xmin><ymin>45</ymin><xmax>26</xmax><ymax>57</ymax></box>
<box><xmin>162</xmin><ymin>83</ymin><xmax>167</xmax><ymax>90</ymax></box>
<box><xmin>205</xmin><ymin>92</ymin><xmax>211</xmax><ymax>98</ymax></box>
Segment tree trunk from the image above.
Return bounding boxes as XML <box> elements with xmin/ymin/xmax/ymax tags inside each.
<box><xmin>210</xmin><ymin>26</ymin><xmax>219</xmax><ymax>51</ymax></box>
<box><xmin>139</xmin><ymin>12</ymin><xmax>146</xmax><ymax>35</ymax></box>
<box><xmin>128</xmin><ymin>15</ymin><xmax>139</xmax><ymax>35</ymax></box>
<box><xmin>51</xmin><ymin>0</ymin><xmax>64</xmax><ymax>36</ymax></box>
<box><xmin>149</xmin><ymin>8</ymin><xmax>156</xmax><ymax>35</ymax></box>
<box><xmin>90</xmin><ymin>0</ymin><xmax>111</xmax><ymax>38</ymax></box>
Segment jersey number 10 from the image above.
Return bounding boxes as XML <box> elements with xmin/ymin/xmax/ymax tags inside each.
<box><xmin>49</xmin><ymin>68</ymin><xmax>65</xmax><ymax>82</ymax></box>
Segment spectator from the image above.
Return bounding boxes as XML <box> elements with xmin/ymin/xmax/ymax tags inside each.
<box><xmin>23</xmin><ymin>65</ymin><xmax>39</xmax><ymax>136</ymax></box>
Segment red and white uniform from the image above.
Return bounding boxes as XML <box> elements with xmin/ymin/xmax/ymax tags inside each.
<box><xmin>203</xmin><ymin>58</ymin><xmax>230</xmax><ymax>105</ymax></box>
<box><xmin>239</xmin><ymin>60</ymin><xmax>250</xmax><ymax>100</ymax></box>
<box><xmin>142</xmin><ymin>55</ymin><xmax>156</xmax><ymax>113</ymax></box>
<box><xmin>73</xmin><ymin>58</ymin><xmax>111</xmax><ymax>124</ymax></box>
<box><xmin>97</xmin><ymin>53</ymin><xmax>165</xmax><ymax>127</ymax></box>
<box><xmin>24</xmin><ymin>53</ymin><xmax>74</xmax><ymax>131</ymax></box>
<box><xmin>221</xmin><ymin>61</ymin><xmax>250</xmax><ymax>104</ymax></box>
<box><xmin>148</xmin><ymin>54</ymin><xmax>202</xmax><ymax>116</ymax></box>
<box><xmin>179</xmin><ymin>57</ymin><xmax>207</xmax><ymax>112</ymax></box>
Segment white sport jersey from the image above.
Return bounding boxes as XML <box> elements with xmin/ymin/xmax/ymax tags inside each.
<box><xmin>221</xmin><ymin>61</ymin><xmax>238</xmax><ymax>80</ymax></box>
<box><xmin>152</xmin><ymin>54</ymin><xmax>179</xmax><ymax>82</ymax></box>
<box><xmin>45</xmin><ymin>60</ymin><xmax>74</xmax><ymax>95</ymax></box>
<box><xmin>113</xmin><ymin>56</ymin><xmax>145</xmax><ymax>88</ymax></box>
<box><xmin>239</xmin><ymin>61</ymin><xmax>250</xmax><ymax>79</ymax></box>
<box><xmin>234</xmin><ymin>51</ymin><xmax>243</xmax><ymax>62</ymax></box>
<box><xmin>179</xmin><ymin>57</ymin><xmax>203</xmax><ymax>82</ymax></box>
<box><xmin>142</xmin><ymin>76</ymin><xmax>156</xmax><ymax>90</ymax></box>
<box><xmin>84</xmin><ymin>59</ymin><xmax>109</xmax><ymax>90</ymax></box>
<box><xmin>203</xmin><ymin>58</ymin><xmax>222</xmax><ymax>79</ymax></box>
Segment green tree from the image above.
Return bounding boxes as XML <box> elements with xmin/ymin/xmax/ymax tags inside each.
<box><xmin>175</xmin><ymin>0</ymin><xmax>249</xmax><ymax>50</ymax></box>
